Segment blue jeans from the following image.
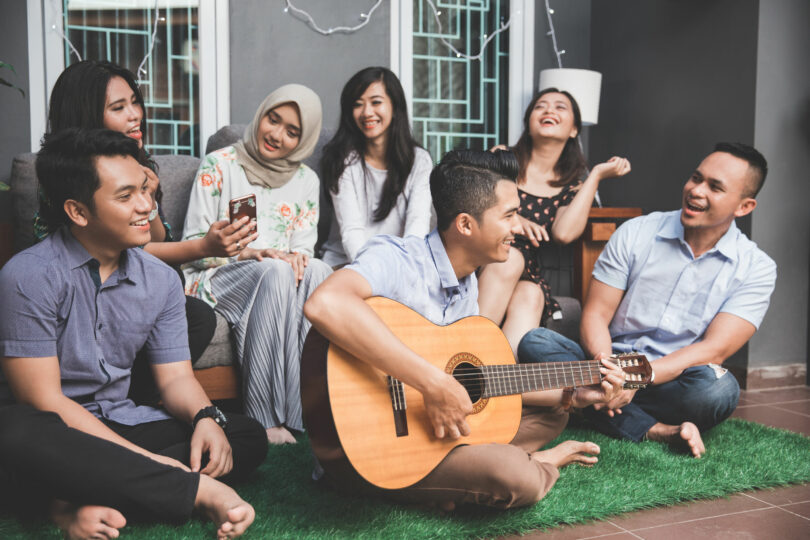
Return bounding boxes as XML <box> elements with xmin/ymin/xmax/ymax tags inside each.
<box><xmin>517</xmin><ymin>328</ymin><xmax>740</xmax><ymax>442</ymax></box>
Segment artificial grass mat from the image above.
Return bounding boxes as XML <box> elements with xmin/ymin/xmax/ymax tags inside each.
<box><xmin>1</xmin><ymin>418</ymin><xmax>808</xmax><ymax>539</ymax></box>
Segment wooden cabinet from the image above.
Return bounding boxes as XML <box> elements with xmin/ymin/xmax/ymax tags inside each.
<box><xmin>573</xmin><ymin>208</ymin><xmax>642</xmax><ymax>302</ymax></box>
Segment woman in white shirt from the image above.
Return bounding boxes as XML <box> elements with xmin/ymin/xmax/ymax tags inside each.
<box><xmin>183</xmin><ymin>84</ymin><xmax>331</xmax><ymax>444</ymax></box>
<box><xmin>319</xmin><ymin>67</ymin><xmax>433</xmax><ymax>267</ymax></box>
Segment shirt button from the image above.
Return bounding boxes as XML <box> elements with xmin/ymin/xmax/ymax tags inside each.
<box><xmin>97</xmin><ymin>323</ymin><xmax>103</xmax><ymax>330</ymax></box>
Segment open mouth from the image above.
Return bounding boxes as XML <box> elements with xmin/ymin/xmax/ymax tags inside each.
<box><xmin>264</xmin><ymin>139</ymin><xmax>280</xmax><ymax>152</ymax></box>
<box><xmin>684</xmin><ymin>199</ymin><xmax>707</xmax><ymax>213</ymax></box>
<box><xmin>362</xmin><ymin>119</ymin><xmax>380</xmax><ymax>130</ymax></box>
<box><xmin>540</xmin><ymin>117</ymin><xmax>558</xmax><ymax>126</ymax></box>
<box><xmin>126</xmin><ymin>127</ymin><xmax>142</xmax><ymax>140</ymax></box>
<box><xmin>131</xmin><ymin>218</ymin><xmax>149</xmax><ymax>229</ymax></box>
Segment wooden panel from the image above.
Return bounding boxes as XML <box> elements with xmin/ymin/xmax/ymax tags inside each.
<box><xmin>574</xmin><ymin>208</ymin><xmax>643</xmax><ymax>302</ymax></box>
<box><xmin>193</xmin><ymin>366</ymin><xmax>240</xmax><ymax>401</ymax></box>
<box><xmin>585</xmin><ymin>222</ymin><xmax>616</xmax><ymax>242</ymax></box>
<box><xmin>588</xmin><ymin>207</ymin><xmax>643</xmax><ymax>219</ymax></box>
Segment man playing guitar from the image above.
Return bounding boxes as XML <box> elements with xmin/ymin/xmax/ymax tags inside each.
<box><xmin>304</xmin><ymin>149</ymin><xmax>625</xmax><ymax>510</ymax></box>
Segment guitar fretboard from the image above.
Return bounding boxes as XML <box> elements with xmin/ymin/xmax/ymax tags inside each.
<box><xmin>479</xmin><ymin>361</ymin><xmax>602</xmax><ymax>398</ymax></box>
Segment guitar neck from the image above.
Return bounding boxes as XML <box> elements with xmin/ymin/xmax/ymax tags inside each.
<box><xmin>480</xmin><ymin>361</ymin><xmax>602</xmax><ymax>398</ymax></box>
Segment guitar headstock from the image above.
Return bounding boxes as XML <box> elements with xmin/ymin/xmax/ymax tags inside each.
<box><xmin>611</xmin><ymin>353</ymin><xmax>653</xmax><ymax>389</ymax></box>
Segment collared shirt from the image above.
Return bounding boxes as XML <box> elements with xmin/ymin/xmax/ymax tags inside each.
<box><xmin>0</xmin><ymin>227</ymin><xmax>190</xmax><ymax>425</ymax></box>
<box><xmin>346</xmin><ymin>229</ymin><xmax>479</xmax><ymax>325</ymax></box>
<box><xmin>592</xmin><ymin>211</ymin><xmax>776</xmax><ymax>361</ymax></box>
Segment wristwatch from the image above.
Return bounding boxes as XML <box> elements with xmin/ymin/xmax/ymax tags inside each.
<box><xmin>193</xmin><ymin>405</ymin><xmax>228</xmax><ymax>430</ymax></box>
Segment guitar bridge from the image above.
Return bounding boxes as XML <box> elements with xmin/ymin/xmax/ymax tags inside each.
<box><xmin>387</xmin><ymin>376</ymin><xmax>408</xmax><ymax>437</ymax></box>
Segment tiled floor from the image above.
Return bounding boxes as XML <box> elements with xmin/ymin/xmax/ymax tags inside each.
<box><xmin>507</xmin><ymin>386</ymin><xmax>810</xmax><ymax>540</ymax></box>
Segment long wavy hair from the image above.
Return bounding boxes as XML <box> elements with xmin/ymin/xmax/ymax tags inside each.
<box><xmin>48</xmin><ymin>60</ymin><xmax>155</xmax><ymax>175</ymax></box>
<box><xmin>320</xmin><ymin>67</ymin><xmax>421</xmax><ymax>222</ymax></box>
<box><xmin>512</xmin><ymin>88</ymin><xmax>586</xmax><ymax>187</ymax></box>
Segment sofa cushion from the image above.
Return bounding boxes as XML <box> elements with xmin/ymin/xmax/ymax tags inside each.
<box><xmin>152</xmin><ymin>154</ymin><xmax>202</xmax><ymax>238</ymax></box>
<box><xmin>9</xmin><ymin>153</ymin><xmax>38</xmax><ymax>252</ymax></box>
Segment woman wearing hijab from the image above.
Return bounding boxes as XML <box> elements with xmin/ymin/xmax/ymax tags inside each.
<box><xmin>183</xmin><ymin>84</ymin><xmax>331</xmax><ymax>445</ymax></box>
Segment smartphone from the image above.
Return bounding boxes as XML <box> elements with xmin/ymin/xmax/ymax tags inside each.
<box><xmin>229</xmin><ymin>194</ymin><xmax>257</xmax><ymax>226</ymax></box>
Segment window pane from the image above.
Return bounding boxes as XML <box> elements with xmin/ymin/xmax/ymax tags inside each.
<box><xmin>412</xmin><ymin>0</ymin><xmax>509</xmax><ymax>159</ymax></box>
<box><xmin>64</xmin><ymin>0</ymin><xmax>200</xmax><ymax>156</ymax></box>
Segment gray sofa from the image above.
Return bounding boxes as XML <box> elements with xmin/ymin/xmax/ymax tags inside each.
<box><xmin>8</xmin><ymin>127</ymin><xmax>582</xmax><ymax>385</ymax></box>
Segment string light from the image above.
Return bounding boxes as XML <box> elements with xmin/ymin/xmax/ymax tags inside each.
<box><xmin>136</xmin><ymin>0</ymin><xmax>161</xmax><ymax>78</ymax></box>
<box><xmin>47</xmin><ymin>0</ymin><xmax>160</xmax><ymax>80</ymax></box>
<box><xmin>544</xmin><ymin>0</ymin><xmax>565</xmax><ymax>68</ymax></box>
<box><xmin>283</xmin><ymin>0</ymin><xmax>382</xmax><ymax>35</ymax></box>
<box><xmin>425</xmin><ymin>0</ymin><xmax>512</xmax><ymax>62</ymax></box>
<box><xmin>47</xmin><ymin>0</ymin><xmax>81</xmax><ymax>61</ymax></box>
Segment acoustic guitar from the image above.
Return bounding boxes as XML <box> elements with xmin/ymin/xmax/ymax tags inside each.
<box><xmin>301</xmin><ymin>296</ymin><xmax>652</xmax><ymax>490</ymax></box>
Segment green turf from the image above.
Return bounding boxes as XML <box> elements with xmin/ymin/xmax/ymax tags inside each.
<box><xmin>1</xmin><ymin>418</ymin><xmax>808</xmax><ymax>539</ymax></box>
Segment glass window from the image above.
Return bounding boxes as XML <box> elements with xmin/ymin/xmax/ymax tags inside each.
<box><xmin>64</xmin><ymin>0</ymin><xmax>200</xmax><ymax>156</ymax></box>
<box><xmin>411</xmin><ymin>0</ymin><xmax>510</xmax><ymax>158</ymax></box>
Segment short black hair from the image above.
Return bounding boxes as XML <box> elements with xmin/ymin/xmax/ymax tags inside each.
<box><xmin>36</xmin><ymin>128</ymin><xmax>141</xmax><ymax>231</ymax></box>
<box><xmin>713</xmin><ymin>142</ymin><xmax>768</xmax><ymax>198</ymax></box>
<box><xmin>430</xmin><ymin>149</ymin><xmax>519</xmax><ymax>231</ymax></box>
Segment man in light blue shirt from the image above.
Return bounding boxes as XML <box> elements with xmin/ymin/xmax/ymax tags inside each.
<box><xmin>305</xmin><ymin>150</ymin><xmax>625</xmax><ymax>510</ymax></box>
<box><xmin>519</xmin><ymin>142</ymin><xmax>776</xmax><ymax>457</ymax></box>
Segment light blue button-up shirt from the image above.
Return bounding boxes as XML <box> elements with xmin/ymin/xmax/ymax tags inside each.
<box><xmin>592</xmin><ymin>211</ymin><xmax>776</xmax><ymax>361</ymax></box>
<box><xmin>346</xmin><ymin>229</ymin><xmax>479</xmax><ymax>325</ymax></box>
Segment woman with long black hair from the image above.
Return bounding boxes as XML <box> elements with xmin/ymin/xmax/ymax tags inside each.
<box><xmin>319</xmin><ymin>66</ymin><xmax>433</xmax><ymax>267</ymax></box>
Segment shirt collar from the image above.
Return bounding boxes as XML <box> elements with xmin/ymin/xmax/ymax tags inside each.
<box><xmin>426</xmin><ymin>229</ymin><xmax>461</xmax><ymax>291</ymax></box>
<box><xmin>659</xmin><ymin>211</ymin><xmax>739</xmax><ymax>261</ymax></box>
<box><xmin>57</xmin><ymin>227</ymin><xmax>137</xmax><ymax>284</ymax></box>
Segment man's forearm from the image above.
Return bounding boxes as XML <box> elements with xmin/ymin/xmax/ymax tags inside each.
<box><xmin>580</xmin><ymin>310</ymin><xmax>613</xmax><ymax>360</ymax></box>
<box><xmin>35</xmin><ymin>394</ymin><xmax>157</xmax><ymax>458</ymax></box>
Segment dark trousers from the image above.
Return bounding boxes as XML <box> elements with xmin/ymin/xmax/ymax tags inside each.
<box><xmin>518</xmin><ymin>327</ymin><xmax>740</xmax><ymax>441</ymax></box>
<box><xmin>130</xmin><ymin>295</ymin><xmax>217</xmax><ymax>405</ymax></box>
<box><xmin>104</xmin><ymin>412</ymin><xmax>268</xmax><ymax>483</ymax></box>
<box><xmin>0</xmin><ymin>404</ymin><xmax>198</xmax><ymax>523</ymax></box>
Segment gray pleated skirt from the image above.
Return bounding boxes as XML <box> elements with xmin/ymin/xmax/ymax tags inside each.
<box><xmin>209</xmin><ymin>258</ymin><xmax>332</xmax><ymax>430</ymax></box>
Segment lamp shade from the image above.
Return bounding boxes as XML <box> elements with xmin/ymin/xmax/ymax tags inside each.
<box><xmin>538</xmin><ymin>68</ymin><xmax>602</xmax><ymax>126</ymax></box>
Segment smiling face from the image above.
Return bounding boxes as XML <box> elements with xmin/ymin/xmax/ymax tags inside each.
<box><xmin>352</xmin><ymin>81</ymin><xmax>393</xmax><ymax>145</ymax></box>
<box><xmin>256</xmin><ymin>103</ymin><xmax>301</xmax><ymax>160</ymax></box>
<box><xmin>103</xmin><ymin>76</ymin><xmax>144</xmax><ymax>148</ymax></box>
<box><xmin>470</xmin><ymin>180</ymin><xmax>521</xmax><ymax>264</ymax></box>
<box><xmin>79</xmin><ymin>155</ymin><xmax>153</xmax><ymax>249</ymax></box>
<box><xmin>681</xmin><ymin>151</ymin><xmax>757</xmax><ymax>234</ymax></box>
<box><xmin>528</xmin><ymin>92</ymin><xmax>578</xmax><ymax>142</ymax></box>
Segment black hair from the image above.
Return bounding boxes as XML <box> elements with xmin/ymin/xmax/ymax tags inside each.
<box><xmin>36</xmin><ymin>128</ymin><xmax>141</xmax><ymax>231</ymax></box>
<box><xmin>512</xmin><ymin>87</ymin><xmax>586</xmax><ymax>187</ymax></box>
<box><xmin>713</xmin><ymin>142</ymin><xmax>768</xmax><ymax>198</ymax></box>
<box><xmin>430</xmin><ymin>149</ymin><xmax>519</xmax><ymax>231</ymax></box>
<box><xmin>320</xmin><ymin>66</ymin><xmax>421</xmax><ymax>222</ymax></box>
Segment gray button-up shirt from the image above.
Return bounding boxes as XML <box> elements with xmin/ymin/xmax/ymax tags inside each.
<box><xmin>0</xmin><ymin>227</ymin><xmax>190</xmax><ymax>425</ymax></box>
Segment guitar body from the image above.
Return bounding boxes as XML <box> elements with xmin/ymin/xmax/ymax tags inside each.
<box><xmin>301</xmin><ymin>297</ymin><xmax>521</xmax><ymax>490</ymax></box>
<box><xmin>301</xmin><ymin>297</ymin><xmax>652</xmax><ymax>491</ymax></box>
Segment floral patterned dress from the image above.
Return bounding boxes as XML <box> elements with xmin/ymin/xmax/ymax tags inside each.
<box><xmin>182</xmin><ymin>145</ymin><xmax>320</xmax><ymax>307</ymax></box>
<box><xmin>512</xmin><ymin>183</ymin><xmax>580</xmax><ymax>324</ymax></box>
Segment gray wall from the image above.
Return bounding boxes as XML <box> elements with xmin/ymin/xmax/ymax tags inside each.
<box><xmin>229</xmin><ymin>0</ymin><xmax>391</xmax><ymax>133</ymax></box>
<box><xmin>0</xmin><ymin>0</ymin><xmax>31</xmax><ymax>186</ymax></box>
<box><xmin>589</xmin><ymin>0</ymin><xmax>759</xmax><ymax>221</ymax></box>
<box><xmin>588</xmin><ymin>0</ymin><xmax>761</xmax><ymax>372</ymax></box>
<box><xmin>749</xmin><ymin>0</ymin><xmax>810</xmax><ymax>372</ymax></box>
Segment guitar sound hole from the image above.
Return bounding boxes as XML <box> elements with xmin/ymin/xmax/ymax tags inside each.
<box><xmin>452</xmin><ymin>362</ymin><xmax>484</xmax><ymax>403</ymax></box>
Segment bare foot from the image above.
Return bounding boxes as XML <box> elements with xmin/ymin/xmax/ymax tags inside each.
<box><xmin>51</xmin><ymin>501</ymin><xmax>126</xmax><ymax>540</ymax></box>
<box><xmin>266</xmin><ymin>426</ymin><xmax>296</xmax><ymax>445</ymax></box>
<box><xmin>196</xmin><ymin>475</ymin><xmax>255</xmax><ymax>539</ymax></box>
<box><xmin>646</xmin><ymin>421</ymin><xmax>705</xmax><ymax>458</ymax></box>
<box><xmin>532</xmin><ymin>440</ymin><xmax>600</xmax><ymax>468</ymax></box>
